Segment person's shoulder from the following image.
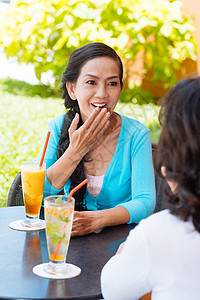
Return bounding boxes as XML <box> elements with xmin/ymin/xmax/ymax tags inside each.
<box><xmin>50</xmin><ymin>114</ymin><xmax>65</xmax><ymax>124</ymax></box>
<box><xmin>127</xmin><ymin>211</ymin><xmax>170</xmax><ymax>246</ymax></box>
<box><xmin>48</xmin><ymin>114</ymin><xmax>65</xmax><ymax>127</ymax></box>
<box><xmin>119</xmin><ymin>113</ymin><xmax>149</xmax><ymax>134</ymax></box>
<box><xmin>141</xmin><ymin>209</ymin><xmax>171</xmax><ymax>226</ymax></box>
<box><xmin>134</xmin><ymin>210</ymin><xmax>187</xmax><ymax>242</ymax></box>
<box><xmin>132</xmin><ymin>210</ymin><xmax>170</xmax><ymax>235</ymax></box>
<box><xmin>48</xmin><ymin>114</ymin><xmax>65</xmax><ymax>133</ymax></box>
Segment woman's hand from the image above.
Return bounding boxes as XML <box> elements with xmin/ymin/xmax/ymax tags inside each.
<box><xmin>71</xmin><ymin>207</ymin><xmax>130</xmax><ymax>237</ymax></box>
<box><xmin>116</xmin><ymin>241</ymin><xmax>126</xmax><ymax>254</ymax></box>
<box><xmin>68</xmin><ymin>107</ymin><xmax>110</xmax><ymax>158</ymax></box>
<box><xmin>46</xmin><ymin>108</ymin><xmax>110</xmax><ymax>190</ymax></box>
<box><xmin>71</xmin><ymin>210</ymin><xmax>103</xmax><ymax>236</ymax></box>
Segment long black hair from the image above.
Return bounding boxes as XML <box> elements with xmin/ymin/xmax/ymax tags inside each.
<box><xmin>155</xmin><ymin>75</ymin><xmax>200</xmax><ymax>232</ymax></box>
<box><xmin>57</xmin><ymin>42</ymin><xmax>123</xmax><ymax>210</ymax></box>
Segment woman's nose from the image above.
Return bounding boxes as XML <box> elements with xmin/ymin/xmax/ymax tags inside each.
<box><xmin>96</xmin><ymin>84</ymin><xmax>108</xmax><ymax>98</ymax></box>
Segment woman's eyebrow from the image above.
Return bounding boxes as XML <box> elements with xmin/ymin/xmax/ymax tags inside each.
<box><xmin>83</xmin><ymin>74</ymin><xmax>119</xmax><ymax>80</ymax></box>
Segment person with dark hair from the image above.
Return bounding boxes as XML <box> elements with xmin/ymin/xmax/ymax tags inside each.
<box><xmin>101</xmin><ymin>75</ymin><xmax>200</xmax><ymax>299</ymax></box>
<box><xmin>38</xmin><ymin>42</ymin><xmax>155</xmax><ymax>236</ymax></box>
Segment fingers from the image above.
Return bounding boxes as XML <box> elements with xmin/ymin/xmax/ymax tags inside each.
<box><xmin>68</xmin><ymin>108</ymin><xmax>111</xmax><ymax>157</ymax></box>
<box><xmin>83</xmin><ymin>107</ymin><xmax>102</xmax><ymax>129</ymax></box>
<box><xmin>70</xmin><ymin>108</ymin><xmax>110</xmax><ymax>139</ymax></box>
<box><xmin>89</xmin><ymin>109</ymin><xmax>110</xmax><ymax>143</ymax></box>
<box><xmin>81</xmin><ymin>108</ymin><xmax>110</xmax><ymax>137</ymax></box>
<box><xmin>68</xmin><ymin>113</ymin><xmax>79</xmax><ymax>136</ymax></box>
<box><xmin>92</xmin><ymin>112</ymin><xmax>110</xmax><ymax>137</ymax></box>
<box><xmin>91</xmin><ymin>108</ymin><xmax>110</xmax><ymax>132</ymax></box>
<box><xmin>71</xmin><ymin>212</ymin><xmax>85</xmax><ymax>236</ymax></box>
<box><xmin>71</xmin><ymin>211</ymin><xmax>99</xmax><ymax>236</ymax></box>
<box><xmin>71</xmin><ymin>228</ymin><xmax>83</xmax><ymax>237</ymax></box>
<box><xmin>116</xmin><ymin>241</ymin><xmax>126</xmax><ymax>254</ymax></box>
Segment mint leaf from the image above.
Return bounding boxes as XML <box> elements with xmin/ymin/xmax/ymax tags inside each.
<box><xmin>55</xmin><ymin>197</ymin><xmax>61</xmax><ymax>203</ymax></box>
<box><xmin>46</xmin><ymin>222</ymin><xmax>60</xmax><ymax>235</ymax></box>
<box><xmin>58</xmin><ymin>215</ymin><xmax>69</xmax><ymax>223</ymax></box>
<box><xmin>46</xmin><ymin>222</ymin><xmax>65</xmax><ymax>246</ymax></box>
<box><xmin>51</xmin><ymin>232</ymin><xmax>65</xmax><ymax>246</ymax></box>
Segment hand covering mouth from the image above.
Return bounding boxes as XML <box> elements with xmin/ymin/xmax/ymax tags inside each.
<box><xmin>91</xmin><ymin>103</ymin><xmax>107</xmax><ymax>108</ymax></box>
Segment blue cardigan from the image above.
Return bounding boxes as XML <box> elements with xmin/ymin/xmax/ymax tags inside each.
<box><xmin>38</xmin><ymin>113</ymin><xmax>155</xmax><ymax>224</ymax></box>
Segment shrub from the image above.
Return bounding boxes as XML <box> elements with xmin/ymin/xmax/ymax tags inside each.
<box><xmin>0</xmin><ymin>0</ymin><xmax>197</xmax><ymax>104</ymax></box>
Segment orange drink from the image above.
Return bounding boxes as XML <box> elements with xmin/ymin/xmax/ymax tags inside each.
<box><xmin>21</xmin><ymin>161</ymin><xmax>46</xmax><ymax>227</ymax></box>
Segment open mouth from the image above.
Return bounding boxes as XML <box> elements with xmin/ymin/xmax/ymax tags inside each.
<box><xmin>91</xmin><ymin>103</ymin><xmax>107</xmax><ymax>108</ymax></box>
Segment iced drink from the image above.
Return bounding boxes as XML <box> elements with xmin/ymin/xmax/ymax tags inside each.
<box><xmin>21</xmin><ymin>161</ymin><xmax>46</xmax><ymax>226</ymax></box>
<box><xmin>44</xmin><ymin>195</ymin><xmax>75</xmax><ymax>275</ymax></box>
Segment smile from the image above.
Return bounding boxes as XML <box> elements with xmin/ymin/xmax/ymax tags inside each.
<box><xmin>91</xmin><ymin>102</ymin><xmax>107</xmax><ymax>108</ymax></box>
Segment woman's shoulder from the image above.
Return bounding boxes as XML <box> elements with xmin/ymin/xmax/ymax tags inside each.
<box><xmin>48</xmin><ymin>114</ymin><xmax>65</xmax><ymax>135</ymax></box>
<box><xmin>117</xmin><ymin>114</ymin><xmax>149</xmax><ymax>145</ymax></box>
<box><xmin>119</xmin><ymin>113</ymin><xmax>149</xmax><ymax>134</ymax></box>
<box><xmin>49</xmin><ymin>114</ymin><xmax>65</xmax><ymax>125</ymax></box>
<box><xmin>48</xmin><ymin>114</ymin><xmax>65</xmax><ymax>127</ymax></box>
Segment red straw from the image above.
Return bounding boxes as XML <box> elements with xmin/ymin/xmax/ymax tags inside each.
<box><xmin>52</xmin><ymin>179</ymin><xmax>88</xmax><ymax>260</ymax></box>
<box><xmin>39</xmin><ymin>131</ymin><xmax>51</xmax><ymax>167</ymax></box>
<box><xmin>67</xmin><ymin>178</ymin><xmax>88</xmax><ymax>203</ymax></box>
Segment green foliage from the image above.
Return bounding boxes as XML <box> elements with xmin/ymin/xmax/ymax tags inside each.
<box><xmin>0</xmin><ymin>78</ymin><xmax>59</xmax><ymax>98</ymax></box>
<box><xmin>0</xmin><ymin>0</ymin><xmax>197</xmax><ymax>104</ymax></box>
<box><xmin>0</xmin><ymin>79</ymin><xmax>64</xmax><ymax>207</ymax></box>
<box><xmin>0</xmin><ymin>78</ymin><xmax>161</xmax><ymax>207</ymax></box>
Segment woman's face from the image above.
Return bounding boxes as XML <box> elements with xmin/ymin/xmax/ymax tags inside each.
<box><xmin>67</xmin><ymin>57</ymin><xmax>123</xmax><ymax>122</ymax></box>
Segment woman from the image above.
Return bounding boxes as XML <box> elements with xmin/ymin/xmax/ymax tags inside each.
<box><xmin>101</xmin><ymin>76</ymin><xmax>200</xmax><ymax>299</ymax></box>
<box><xmin>38</xmin><ymin>42</ymin><xmax>155</xmax><ymax>236</ymax></box>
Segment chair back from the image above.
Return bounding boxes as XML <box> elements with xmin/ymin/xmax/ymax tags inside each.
<box><xmin>7</xmin><ymin>172</ymin><xmax>24</xmax><ymax>206</ymax></box>
<box><xmin>152</xmin><ymin>142</ymin><xmax>166</xmax><ymax>213</ymax></box>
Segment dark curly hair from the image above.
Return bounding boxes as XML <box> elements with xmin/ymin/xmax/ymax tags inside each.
<box><xmin>57</xmin><ymin>42</ymin><xmax>123</xmax><ymax>210</ymax></box>
<box><xmin>155</xmin><ymin>75</ymin><xmax>200</xmax><ymax>232</ymax></box>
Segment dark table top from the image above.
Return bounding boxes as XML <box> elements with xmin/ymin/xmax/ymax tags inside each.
<box><xmin>0</xmin><ymin>206</ymin><xmax>136</xmax><ymax>300</ymax></box>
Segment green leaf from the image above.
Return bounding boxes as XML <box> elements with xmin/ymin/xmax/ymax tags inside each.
<box><xmin>46</xmin><ymin>222</ymin><xmax>65</xmax><ymax>246</ymax></box>
<box><xmin>51</xmin><ymin>232</ymin><xmax>65</xmax><ymax>246</ymax></box>
<box><xmin>58</xmin><ymin>215</ymin><xmax>69</xmax><ymax>223</ymax></box>
<box><xmin>0</xmin><ymin>0</ymin><xmax>197</xmax><ymax>96</ymax></box>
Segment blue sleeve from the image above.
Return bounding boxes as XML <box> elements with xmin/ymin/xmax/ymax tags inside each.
<box><xmin>37</xmin><ymin>116</ymin><xmax>64</xmax><ymax>198</ymax></box>
<box><xmin>118</xmin><ymin>129</ymin><xmax>156</xmax><ymax>224</ymax></box>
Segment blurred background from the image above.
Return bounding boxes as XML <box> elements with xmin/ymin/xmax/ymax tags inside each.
<box><xmin>0</xmin><ymin>0</ymin><xmax>199</xmax><ymax>206</ymax></box>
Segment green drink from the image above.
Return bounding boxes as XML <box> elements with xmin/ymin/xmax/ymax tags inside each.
<box><xmin>44</xmin><ymin>195</ymin><xmax>75</xmax><ymax>275</ymax></box>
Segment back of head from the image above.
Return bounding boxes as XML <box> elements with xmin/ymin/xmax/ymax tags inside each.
<box><xmin>155</xmin><ymin>75</ymin><xmax>200</xmax><ymax>232</ymax></box>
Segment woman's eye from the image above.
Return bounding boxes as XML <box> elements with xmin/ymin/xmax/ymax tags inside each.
<box><xmin>108</xmin><ymin>81</ymin><xmax>118</xmax><ymax>86</ymax></box>
<box><xmin>86</xmin><ymin>80</ymin><xmax>96</xmax><ymax>85</ymax></box>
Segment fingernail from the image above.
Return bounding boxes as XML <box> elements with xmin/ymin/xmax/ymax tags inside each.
<box><xmin>75</xmin><ymin>113</ymin><xmax>79</xmax><ymax>119</ymax></box>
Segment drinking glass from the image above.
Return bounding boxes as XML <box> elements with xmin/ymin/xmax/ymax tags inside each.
<box><xmin>44</xmin><ymin>195</ymin><xmax>75</xmax><ymax>275</ymax></box>
<box><xmin>21</xmin><ymin>161</ymin><xmax>46</xmax><ymax>227</ymax></box>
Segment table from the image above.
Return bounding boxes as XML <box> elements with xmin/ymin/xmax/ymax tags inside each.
<box><xmin>0</xmin><ymin>206</ymin><xmax>136</xmax><ymax>300</ymax></box>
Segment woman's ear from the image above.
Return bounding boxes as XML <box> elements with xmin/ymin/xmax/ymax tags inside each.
<box><xmin>161</xmin><ymin>166</ymin><xmax>178</xmax><ymax>194</ymax></box>
<box><xmin>66</xmin><ymin>82</ymin><xmax>76</xmax><ymax>100</ymax></box>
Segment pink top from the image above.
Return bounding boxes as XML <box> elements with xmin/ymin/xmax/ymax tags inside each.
<box><xmin>85</xmin><ymin>173</ymin><xmax>105</xmax><ymax>197</ymax></box>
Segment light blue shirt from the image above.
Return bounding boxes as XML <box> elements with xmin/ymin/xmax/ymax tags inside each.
<box><xmin>38</xmin><ymin>113</ymin><xmax>155</xmax><ymax>224</ymax></box>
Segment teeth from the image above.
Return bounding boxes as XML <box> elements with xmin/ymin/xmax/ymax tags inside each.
<box><xmin>92</xmin><ymin>103</ymin><xmax>106</xmax><ymax>107</ymax></box>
